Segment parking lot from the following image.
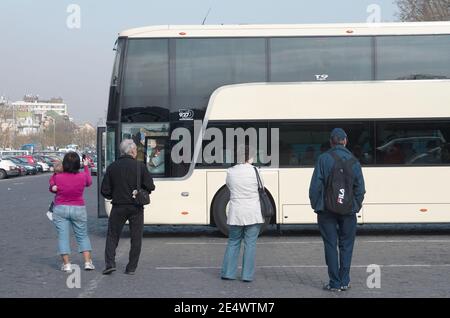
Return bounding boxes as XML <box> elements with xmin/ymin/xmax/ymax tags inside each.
<box><xmin>1</xmin><ymin>173</ymin><xmax>450</xmax><ymax>298</ymax></box>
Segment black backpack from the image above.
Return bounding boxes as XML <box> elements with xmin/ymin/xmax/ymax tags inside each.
<box><xmin>324</xmin><ymin>151</ymin><xmax>357</xmax><ymax>215</ymax></box>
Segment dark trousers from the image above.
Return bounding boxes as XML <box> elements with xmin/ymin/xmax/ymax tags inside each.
<box><xmin>317</xmin><ymin>211</ymin><xmax>357</xmax><ymax>288</ymax></box>
<box><xmin>105</xmin><ymin>205</ymin><xmax>144</xmax><ymax>272</ymax></box>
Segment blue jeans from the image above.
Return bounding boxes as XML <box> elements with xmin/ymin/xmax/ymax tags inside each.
<box><xmin>53</xmin><ymin>205</ymin><xmax>92</xmax><ymax>255</ymax></box>
<box><xmin>317</xmin><ymin>211</ymin><xmax>357</xmax><ymax>288</ymax></box>
<box><xmin>221</xmin><ymin>224</ymin><xmax>261</xmax><ymax>281</ymax></box>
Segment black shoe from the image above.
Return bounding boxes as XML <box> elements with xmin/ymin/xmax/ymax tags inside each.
<box><xmin>102</xmin><ymin>267</ymin><xmax>116</xmax><ymax>275</ymax></box>
<box><xmin>221</xmin><ymin>277</ymin><xmax>235</xmax><ymax>280</ymax></box>
<box><xmin>242</xmin><ymin>279</ymin><xmax>252</xmax><ymax>283</ymax></box>
<box><xmin>124</xmin><ymin>270</ymin><xmax>136</xmax><ymax>275</ymax></box>
<box><xmin>323</xmin><ymin>284</ymin><xmax>341</xmax><ymax>292</ymax></box>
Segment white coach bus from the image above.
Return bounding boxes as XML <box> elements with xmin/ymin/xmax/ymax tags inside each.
<box><xmin>97</xmin><ymin>22</ymin><xmax>450</xmax><ymax>235</ymax></box>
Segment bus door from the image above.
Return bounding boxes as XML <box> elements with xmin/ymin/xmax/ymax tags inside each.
<box><xmin>97</xmin><ymin>126</ymin><xmax>107</xmax><ymax>218</ymax></box>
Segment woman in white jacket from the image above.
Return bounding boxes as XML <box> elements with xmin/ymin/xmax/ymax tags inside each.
<box><xmin>221</xmin><ymin>146</ymin><xmax>264</xmax><ymax>282</ymax></box>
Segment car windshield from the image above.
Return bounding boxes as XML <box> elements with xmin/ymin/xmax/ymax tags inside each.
<box><xmin>5</xmin><ymin>157</ymin><xmax>19</xmax><ymax>163</ymax></box>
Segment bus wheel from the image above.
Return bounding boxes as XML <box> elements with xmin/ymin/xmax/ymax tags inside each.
<box><xmin>211</xmin><ymin>186</ymin><xmax>273</xmax><ymax>237</ymax></box>
<box><xmin>211</xmin><ymin>186</ymin><xmax>230</xmax><ymax>236</ymax></box>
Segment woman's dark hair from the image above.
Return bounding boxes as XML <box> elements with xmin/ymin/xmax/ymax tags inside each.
<box><xmin>63</xmin><ymin>152</ymin><xmax>81</xmax><ymax>173</ymax></box>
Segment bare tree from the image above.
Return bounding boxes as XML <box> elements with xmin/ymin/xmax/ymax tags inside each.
<box><xmin>73</xmin><ymin>124</ymin><xmax>96</xmax><ymax>150</ymax></box>
<box><xmin>395</xmin><ymin>0</ymin><xmax>450</xmax><ymax>21</ymax></box>
<box><xmin>0</xmin><ymin>104</ymin><xmax>14</xmax><ymax>149</ymax></box>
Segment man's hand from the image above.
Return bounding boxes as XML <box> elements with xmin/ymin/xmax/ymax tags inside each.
<box><xmin>51</xmin><ymin>185</ymin><xmax>58</xmax><ymax>192</ymax></box>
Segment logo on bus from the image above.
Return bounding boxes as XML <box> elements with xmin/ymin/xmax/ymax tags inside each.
<box><xmin>179</xmin><ymin>109</ymin><xmax>194</xmax><ymax>121</ymax></box>
<box><xmin>315</xmin><ymin>74</ymin><xmax>329</xmax><ymax>81</ymax></box>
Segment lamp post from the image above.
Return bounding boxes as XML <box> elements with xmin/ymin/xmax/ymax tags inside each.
<box><xmin>44</xmin><ymin>115</ymin><xmax>56</xmax><ymax>150</ymax></box>
<box><xmin>52</xmin><ymin>118</ymin><xmax>56</xmax><ymax>150</ymax></box>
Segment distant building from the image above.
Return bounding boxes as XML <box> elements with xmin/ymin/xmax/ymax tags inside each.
<box><xmin>0</xmin><ymin>96</ymin><xmax>7</xmax><ymax>105</ymax></box>
<box><xmin>11</xmin><ymin>95</ymin><xmax>69</xmax><ymax>135</ymax></box>
<box><xmin>17</xmin><ymin>117</ymin><xmax>40</xmax><ymax>135</ymax></box>
<box><xmin>12</xmin><ymin>95</ymin><xmax>68</xmax><ymax>117</ymax></box>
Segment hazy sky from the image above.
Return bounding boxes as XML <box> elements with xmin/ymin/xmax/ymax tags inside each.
<box><xmin>0</xmin><ymin>0</ymin><xmax>398</xmax><ymax>125</ymax></box>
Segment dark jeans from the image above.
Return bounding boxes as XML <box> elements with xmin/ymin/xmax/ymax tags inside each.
<box><xmin>317</xmin><ymin>211</ymin><xmax>357</xmax><ymax>288</ymax></box>
<box><xmin>105</xmin><ymin>205</ymin><xmax>144</xmax><ymax>272</ymax></box>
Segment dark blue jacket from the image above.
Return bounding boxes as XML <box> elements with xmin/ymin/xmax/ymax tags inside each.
<box><xmin>309</xmin><ymin>145</ymin><xmax>366</xmax><ymax>214</ymax></box>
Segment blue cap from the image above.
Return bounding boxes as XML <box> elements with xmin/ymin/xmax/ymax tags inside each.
<box><xmin>330</xmin><ymin>128</ymin><xmax>347</xmax><ymax>141</ymax></box>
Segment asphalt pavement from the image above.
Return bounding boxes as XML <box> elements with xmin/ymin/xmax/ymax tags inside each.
<box><xmin>1</xmin><ymin>173</ymin><xmax>450</xmax><ymax>298</ymax></box>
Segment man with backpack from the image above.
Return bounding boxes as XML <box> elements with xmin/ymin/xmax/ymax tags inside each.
<box><xmin>309</xmin><ymin>128</ymin><xmax>366</xmax><ymax>292</ymax></box>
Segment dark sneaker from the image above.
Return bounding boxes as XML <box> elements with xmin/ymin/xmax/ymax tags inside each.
<box><xmin>323</xmin><ymin>284</ymin><xmax>341</xmax><ymax>292</ymax></box>
<box><xmin>102</xmin><ymin>267</ymin><xmax>116</xmax><ymax>275</ymax></box>
<box><xmin>124</xmin><ymin>270</ymin><xmax>135</xmax><ymax>275</ymax></box>
<box><xmin>340</xmin><ymin>284</ymin><xmax>351</xmax><ymax>291</ymax></box>
<box><xmin>221</xmin><ymin>277</ymin><xmax>235</xmax><ymax>280</ymax></box>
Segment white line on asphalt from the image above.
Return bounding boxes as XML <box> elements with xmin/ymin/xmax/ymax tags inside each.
<box><xmin>156</xmin><ymin>264</ymin><xmax>450</xmax><ymax>270</ymax></box>
<box><xmin>0</xmin><ymin>173</ymin><xmax>49</xmax><ymax>183</ymax></box>
<box><xmin>77</xmin><ymin>241</ymin><xmax>128</xmax><ymax>298</ymax></box>
<box><xmin>166</xmin><ymin>242</ymin><xmax>227</xmax><ymax>245</ymax></box>
<box><xmin>165</xmin><ymin>240</ymin><xmax>450</xmax><ymax>245</ymax></box>
<box><xmin>361</xmin><ymin>240</ymin><xmax>450</xmax><ymax>243</ymax></box>
<box><xmin>157</xmin><ymin>266</ymin><xmax>222</xmax><ymax>270</ymax></box>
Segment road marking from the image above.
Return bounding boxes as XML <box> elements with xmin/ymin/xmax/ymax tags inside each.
<box><xmin>166</xmin><ymin>242</ymin><xmax>227</xmax><ymax>245</ymax></box>
<box><xmin>165</xmin><ymin>240</ymin><xmax>450</xmax><ymax>245</ymax></box>
<box><xmin>0</xmin><ymin>174</ymin><xmax>49</xmax><ymax>183</ymax></box>
<box><xmin>77</xmin><ymin>241</ymin><xmax>128</xmax><ymax>298</ymax></box>
<box><xmin>156</xmin><ymin>264</ymin><xmax>450</xmax><ymax>270</ymax></box>
<box><xmin>361</xmin><ymin>240</ymin><xmax>450</xmax><ymax>243</ymax></box>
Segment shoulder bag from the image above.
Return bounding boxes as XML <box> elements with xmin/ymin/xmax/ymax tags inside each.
<box><xmin>134</xmin><ymin>161</ymin><xmax>150</xmax><ymax>206</ymax></box>
<box><xmin>253</xmin><ymin>167</ymin><xmax>274</xmax><ymax>218</ymax></box>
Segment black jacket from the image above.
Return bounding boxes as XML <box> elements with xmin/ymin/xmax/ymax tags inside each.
<box><xmin>101</xmin><ymin>155</ymin><xmax>155</xmax><ymax>206</ymax></box>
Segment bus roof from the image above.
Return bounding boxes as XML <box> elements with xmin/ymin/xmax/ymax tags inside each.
<box><xmin>119</xmin><ymin>21</ymin><xmax>450</xmax><ymax>38</ymax></box>
<box><xmin>206</xmin><ymin>80</ymin><xmax>450</xmax><ymax>121</ymax></box>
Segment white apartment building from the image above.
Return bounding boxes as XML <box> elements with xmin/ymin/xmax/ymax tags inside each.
<box><xmin>12</xmin><ymin>100</ymin><xmax>68</xmax><ymax>117</ymax></box>
<box><xmin>9</xmin><ymin>97</ymin><xmax>69</xmax><ymax>135</ymax></box>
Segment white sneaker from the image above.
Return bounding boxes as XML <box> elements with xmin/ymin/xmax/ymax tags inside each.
<box><xmin>84</xmin><ymin>261</ymin><xmax>95</xmax><ymax>271</ymax></box>
<box><xmin>61</xmin><ymin>263</ymin><xmax>72</xmax><ymax>273</ymax></box>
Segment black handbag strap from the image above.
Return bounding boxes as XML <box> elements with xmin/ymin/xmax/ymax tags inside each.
<box><xmin>136</xmin><ymin>160</ymin><xmax>141</xmax><ymax>190</ymax></box>
<box><xmin>253</xmin><ymin>167</ymin><xmax>263</xmax><ymax>190</ymax></box>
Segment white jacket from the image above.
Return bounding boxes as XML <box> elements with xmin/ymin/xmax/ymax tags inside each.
<box><xmin>226</xmin><ymin>163</ymin><xmax>264</xmax><ymax>226</ymax></box>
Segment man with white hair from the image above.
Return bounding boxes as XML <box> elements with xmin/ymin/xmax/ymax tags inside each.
<box><xmin>101</xmin><ymin>139</ymin><xmax>155</xmax><ymax>275</ymax></box>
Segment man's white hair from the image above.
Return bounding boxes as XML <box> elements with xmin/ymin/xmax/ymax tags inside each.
<box><xmin>120</xmin><ymin>139</ymin><xmax>137</xmax><ymax>155</ymax></box>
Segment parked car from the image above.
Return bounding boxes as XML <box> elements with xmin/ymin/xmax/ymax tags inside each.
<box><xmin>14</xmin><ymin>157</ymin><xmax>43</xmax><ymax>173</ymax></box>
<box><xmin>34</xmin><ymin>158</ymin><xmax>50</xmax><ymax>172</ymax></box>
<box><xmin>0</xmin><ymin>158</ymin><xmax>20</xmax><ymax>179</ymax></box>
<box><xmin>4</xmin><ymin>157</ymin><xmax>38</xmax><ymax>175</ymax></box>
<box><xmin>16</xmin><ymin>155</ymin><xmax>49</xmax><ymax>172</ymax></box>
<box><xmin>16</xmin><ymin>155</ymin><xmax>36</xmax><ymax>164</ymax></box>
<box><xmin>33</xmin><ymin>155</ymin><xmax>53</xmax><ymax>172</ymax></box>
<box><xmin>33</xmin><ymin>151</ymin><xmax>65</xmax><ymax>161</ymax></box>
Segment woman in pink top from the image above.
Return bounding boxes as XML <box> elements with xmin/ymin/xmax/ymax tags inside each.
<box><xmin>49</xmin><ymin>152</ymin><xmax>94</xmax><ymax>272</ymax></box>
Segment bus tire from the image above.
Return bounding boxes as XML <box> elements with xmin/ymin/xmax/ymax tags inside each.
<box><xmin>0</xmin><ymin>169</ymin><xmax>6</xmax><ymax>180</ymax></box>
<box><xmin>211</xmin><ymin>186</ymin><xmax>274</xmax><ymax>237</ymax></box>
<box><xmin>211</xmin><ymin>186</ymin><xmax>230</xmax><ymax>236</ymax></box>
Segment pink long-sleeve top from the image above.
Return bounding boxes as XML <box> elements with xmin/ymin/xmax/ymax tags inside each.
<box><xmin>49</xmin><ymin>166</ymin><xmax>92</xmax><ymax>206</ymax></box>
